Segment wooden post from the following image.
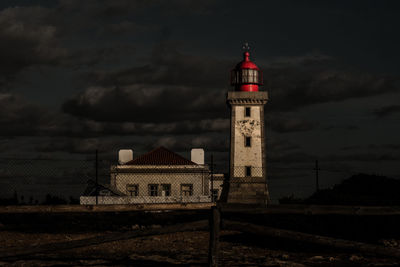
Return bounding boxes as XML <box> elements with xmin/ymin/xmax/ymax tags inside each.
<box><xmin>208</xmin><ymin>206</ymin><xmax>221</xmax><ymax>267</ymax></box>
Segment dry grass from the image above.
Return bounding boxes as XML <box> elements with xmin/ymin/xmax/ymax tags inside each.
<box><xmin>1</xmin><ymin>230</ymin><xmax>399</xmax><ymax>266</ymax></box>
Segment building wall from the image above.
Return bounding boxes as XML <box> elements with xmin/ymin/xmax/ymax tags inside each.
<box><xmin>112</xmin><ymin>169</ymin><xmax>208</xmax><ymax>197</ymax></box>
<box><xmin>80</xmin><ymin>195</ymin><xmax>211</xmax><ymax>205</ymax></box>
<box><xmin>233</xmin><ymin>105</ymin><xmax>263</xmax><ymax>177</ymax></box>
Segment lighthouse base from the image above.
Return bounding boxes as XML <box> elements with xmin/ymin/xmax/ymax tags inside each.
<box><xmin>220</xmin><ymin>177</ymin><xmax>269</xmax><ymax>207</ymax></box>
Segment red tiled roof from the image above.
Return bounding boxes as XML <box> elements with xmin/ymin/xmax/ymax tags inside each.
<box><xmin>125</xmin><ymin>146</ymin><xmax>197</xmax><ymax>166</ymax></box>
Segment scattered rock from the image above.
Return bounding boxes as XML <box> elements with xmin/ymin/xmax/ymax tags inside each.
<box><xmin>150</xmin><ymin>254</ymin><xmax>181</xmax><ymax>264</ymax></box>
<box><xmin>1</xmin><ymin>230</ymin><xmax>400</xmax><ymax>266</ymax></box>
<box><xmin>79</xmin><ymin>259</ymin><xmax>109</xmax><ymax>265</ymax></box>
<box><xmin>328</xmin><ymin>257</ymin><xmax>336</xmax><ymax>262</ymax></box>
<box><xmin>310</xmin><ymin>256</ymin><xmax>324</xmax><ymax>261</ymax></box>
<box><xmin>349</xmin><ymin>254</ymin><xmax>363</xmax><ymax>261</ymax></box>
<box><xmin>380</xmin><ymin>239</ymin><xmax>399</xmax><ymax>247</ymax></box>
<box><xmin>272</xmin><ymin>259</ymin><xmax>307</xmax><ymax>267</ymax></box>
<box><xmin>281</xmin><ymin>254</ymin><xmax>290</xmax><ymax>260</ymax></box>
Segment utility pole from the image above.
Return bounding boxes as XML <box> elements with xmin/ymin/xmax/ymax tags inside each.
<box><xmin>314</xmin><ymin>160</ymin><xmax>320</xmax><ymax>192</ymax></box>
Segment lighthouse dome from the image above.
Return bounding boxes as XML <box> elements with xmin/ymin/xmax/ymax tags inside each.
<box><xmin>231</xmin><ymin>51</ymin><xmax>263</xmax><ymax>92</ymax></box>
<box><xmin>235</xmin><ymin>51</ymin><xmax>260</xmax><ymax>70</ymax></box>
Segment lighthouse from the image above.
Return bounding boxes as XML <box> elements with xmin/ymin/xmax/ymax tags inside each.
<box><xmin>221</xmin><ymin>44</ymin><xmax>270</xmax><ymax>206</ymax></box>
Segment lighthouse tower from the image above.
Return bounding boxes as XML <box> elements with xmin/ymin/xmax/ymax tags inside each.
<box><xmin>221</xmin><ymin>45</ymin><xmax>270</xmax><ymax>206</ymax></box>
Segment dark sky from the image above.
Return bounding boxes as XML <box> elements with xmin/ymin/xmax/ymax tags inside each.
<box><xmin>1</xmin><ymin>0</ymin><xmax>399</xmax><ymax>200</ymax></box>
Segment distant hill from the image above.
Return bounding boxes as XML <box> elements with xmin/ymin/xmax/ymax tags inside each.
<box><xmin>280</xmin><ymin>173</ymin><xmax>400</xmax><ymax>205</ymax></box>
<box><xmin>306</xmin><ymin>173</ymin><xmax>400</xmax><ymax>205</ymax></box>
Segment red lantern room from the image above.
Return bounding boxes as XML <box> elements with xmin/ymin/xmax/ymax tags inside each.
<box><xmin>230</xmin><ymin>44</ymin><xmax>263</xmax><ymax>92</ymax></box>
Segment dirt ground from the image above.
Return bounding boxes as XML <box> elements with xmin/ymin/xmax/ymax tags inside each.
<box><xmin>0</xmin><ymin>229</ymin><xmax>399</xmax><ymax>267</ymax></box>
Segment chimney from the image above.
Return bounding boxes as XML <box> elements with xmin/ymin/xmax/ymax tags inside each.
<box><xmin>191</xmin><ymin>148</ymin><xmax>204</xmax><ymax>165</ymax></box>
<box><xmin>118</xmin><ymin>149</ymin><xmax>133</xmax><ymax>165</ymax></box>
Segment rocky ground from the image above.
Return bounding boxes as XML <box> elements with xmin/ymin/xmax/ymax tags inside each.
<box><xmin>0</xmin><ymin>229</ymin><xmax>399</xmax><ymax>266</ymax></box>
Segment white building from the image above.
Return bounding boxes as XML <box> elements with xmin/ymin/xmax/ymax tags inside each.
<box><xmin>80</xmin><ymin>147</ymin><xmax>224</xmax><ymax>205</ymax></box>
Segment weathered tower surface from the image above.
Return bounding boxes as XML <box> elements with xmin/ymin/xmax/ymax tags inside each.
<box><xmin>221</xmin><ymin>46</ymin><xmax>270</xmax><ymax>206</ymax></box>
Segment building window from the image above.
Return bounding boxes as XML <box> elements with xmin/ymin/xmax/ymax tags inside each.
<box><xmin>245</xmin><ymin>136</ymin><xmax>251</xmax><ymax>147</ymax></box>
<box><xmin>161</xmin><ymin>184</ymin><xmax>171</xmax><ymax>196</ymax></box>
<box><xmin>245</xmin><ymin>107</ymin><xmax>251</xmax><ymax>117</ymax></box>
<box><xmin>181</xmin><ymin>184</ymin><xmax>193</xmax><ymax>196</ymax></box>
<box><xmin>148</xmin><ymin>184</ymin><xmax>159</xmax><ymax>196</ymax></box>
<box><xmin>126</xmin><ymin>184</ymin><xmax>139</xmax><ymax>196</ymax></box>
<box><xmin>245</xmin><ymin>166</ymin><xmax>252</xmax><ymax>177</ymax></box>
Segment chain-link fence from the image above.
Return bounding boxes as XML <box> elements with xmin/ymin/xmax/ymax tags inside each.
<box><xmin>0</xmin><ymin>157</ymin><xmax>95</xmax><ymax>205</ymax></box>
<box><xmin>0</xmin><ymin>153</ymin><xmax>390</xmax><ymax>205</ymax></box>
<box><xmin>0</xmin><ymin>153</ymin><xmax>224</xmax><ymax>205</ymax></box>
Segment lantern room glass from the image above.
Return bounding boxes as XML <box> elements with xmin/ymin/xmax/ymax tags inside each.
<box><xmin>231</xmin><ymin>69</ymin><xmax>262</xmax><ymax>85</ymax></box>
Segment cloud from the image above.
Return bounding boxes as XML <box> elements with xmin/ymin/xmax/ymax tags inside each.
<box><xmin>33</xmin><ymin>137</ymin><xmax>133</xmax><ymax>156</ymax></box>
<box><xmin>62</xmin><ymin>84</ymin><xmax>227</xmax><ymax>123</ymax></box>
<box><xmin>83</xmin><ymin>41</ymin><xmax>231</xmax><ymax>88</ymax></box>
<box><xmin>67</xmin><ymin>43</ymin><xmax>400</xmax><ymax>127</ymax></box>
<box><xmin>267</xmin><ymin>53</ymin><xmax>333</xmax><ymax>67</ymax></box>
<box><xmin>153</xmin><ymin>134</ymin><xmax>229</xmax><ymax>152</ymax></box>
<box><xmin>373</xmin><ymin>104</ymin><xmax>400</xmax><ymax>118</ymax></box>
<box><xmin>0</xmin><ymin>93</ymin><xmax>51</xmax><ymax>136</ymax></box>
<box><xmin>100</xmin><ymin>119</ymin><xmax>229</xmax><ymax>136</ymax></box>
<box><xmin>377</xmin><ymin>144</ymin><xmax>400</xmax><ymax>150</ymax></box>
<box><xmin>61</xmin><ymin>83</ymin><xmax>319</xmax><ymax>134</ymax></box>
<box><xmin>0</xmin><ymin>0</ymin><xmax>218</xmax><ymax>85</ymax></box>
<box><xmin>97</xmin><ymin>21</ymin><xmax>155</xmax><ymax>36</ymax></box>
<box><xmin>35</xmin><ymin>138</ymin><xmax>101</xmax><ymax>154</ymax></box>
<box><xmin>322</xmin><ymin>124</ymin><xmax>359</xmax><ymax>131</ymax></box>
<box><xmin>1</xmin><ymin>1</ymin><xmax>398</xmax><ymax>172</ymax></box>
<box><xmin>264</xmin><ymin>66</ymin><xmax>400</xmax><ymax>112</ymax></box>
<box><xmin>0</xmin><ymin>6</ymin><xmax>67</xmax><ymax>84</ymax></box>
<box><xmin>0</xmin><ymin>91</ymin><xmax>229</xmax><ymax>138</ymax></box>
<box><xmin>324</xmin><ymin>152</ymin><xmax>400</xmax><ymax>162</ymax></box>
<box><xmin>341</xmin><ymin>143</ymin><xmax>400</xmax><ymax>151</ymax></box>
<box><xmin>58</xmin><ymin>0</ymin><xmax>216</xmax><ymax>19</ymax></box>
<box><xmin>267</xmin><ymin>151</ymin><xmax>316</xmax><ymax>164</ymax></box>
<box><xmin>63</xmin><ymin>44</ymin><xmax>137</xmax><ymax>68</ymax></box>
<box><xmin>341</xmin><ymin>145</ymin><xmax>361</xmax><ymax>151</ymax></box>
<box><xmin>0</xmin><ymin>93</ymin><xmax>106</xmax><ymax>138</ymax></box>
<box><xmin>321</xmin><ymin>143</ymin><xmax>400</xmax><ymax>162</ymax></box>
<box><xmin>57</xmin><ymin>0</ymin><xmax>151</xmax><ymax>18</ymax></box>
<box><xmin>268</xmin><ymin>114</ymin><xmax>317</xmax><ymax>133</ymax></box>
<box><xmin>265</xmin><ymin>137</ymin><xmax>313</xmax><ymax>164</ymax></box>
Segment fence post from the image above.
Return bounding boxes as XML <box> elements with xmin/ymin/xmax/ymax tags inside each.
<box><xmin>208</xmin><ymin>206</ymin><xmax>220</xmax><ymax>267</ymax></box>
<box><xmin>95</xmin><ymin>149</ymin><xmax>98</xmax><ymax>205</ymax></box>
<box><xmin>210</xmin><ymin>154</ymin><xmax>214</xmax><ymax>202</ymax></box>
